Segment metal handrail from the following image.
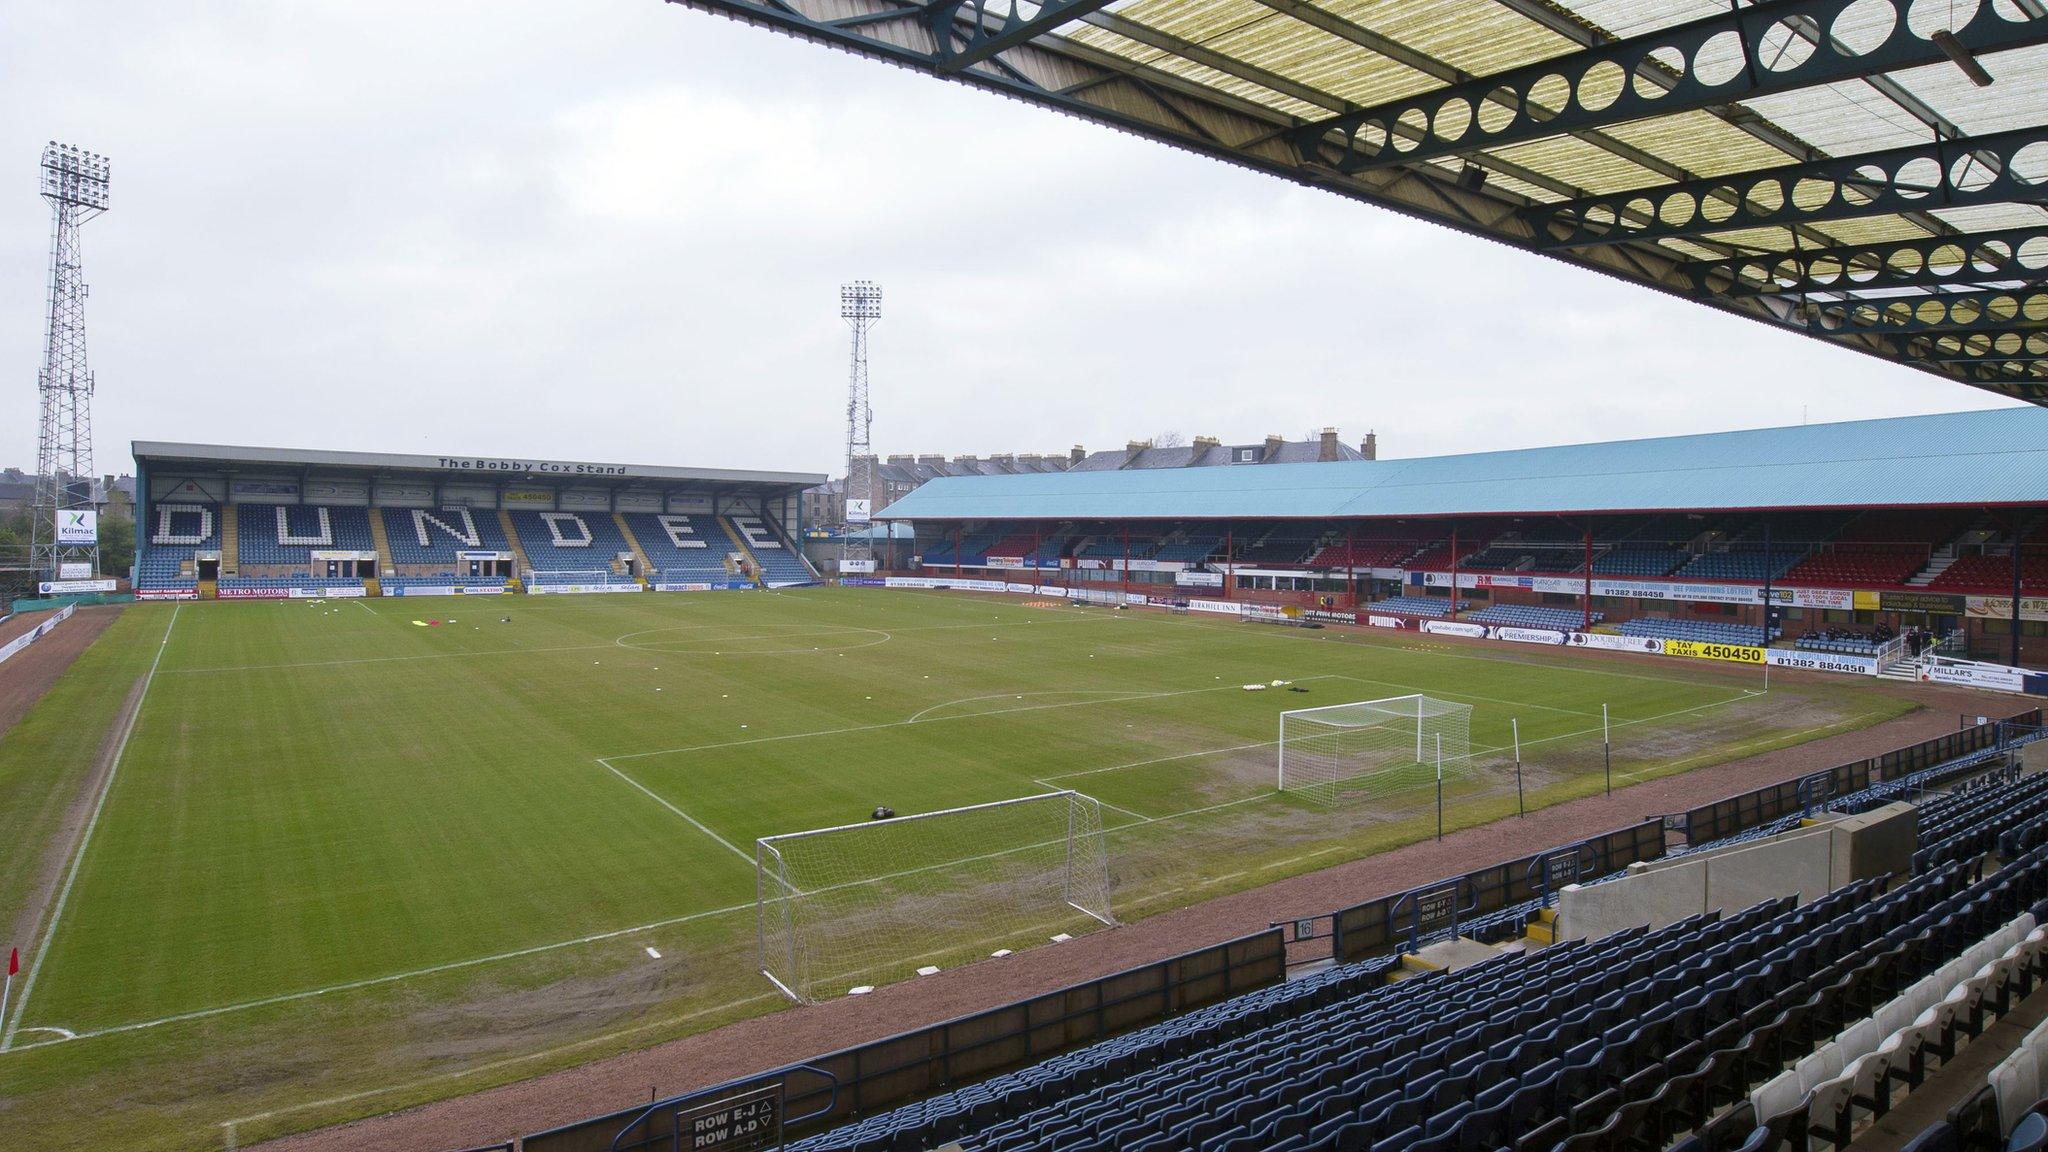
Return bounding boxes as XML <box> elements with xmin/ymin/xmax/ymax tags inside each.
<box><xmin>608</xmin><ymin>1064</ymin><xmax>838</xmax><ymax>1152</ymax></box>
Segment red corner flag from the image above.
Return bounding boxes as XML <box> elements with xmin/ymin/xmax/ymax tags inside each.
<box><xmin>7</xmin><ymin>948</ymin><xmax>17</xmax><ymax>976</ymax></box>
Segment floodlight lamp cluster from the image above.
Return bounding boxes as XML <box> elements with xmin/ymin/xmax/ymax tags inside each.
<box><xmin>840</xmin><ymin>280</ymin><xmax>883</xmax><ymax>321</ymax></box>
<box><xmin>41</xmin><ymin>141</ymin><xmax>110</xmax><ymax>208</ymax></box>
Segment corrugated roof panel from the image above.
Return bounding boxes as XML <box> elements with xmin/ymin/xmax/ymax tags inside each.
<box><xmin>1484</xmin><ymin>135</ymin><xmax>1666</xmax><ymax>196</ymax></box>
<box><xmin>1337</xmin><ymin>0</ymin><xmax>1579</xmax><ymax>79</ymax></box>
<box><xmin>878</xmin><ymin>409</ymin><xmax>2048</xmax><ymax>521</ymax></box>
<box><xmin>1591</xmin><ymin>109</ymin><xmax>1805</xmax><ymax>179</ymax></box>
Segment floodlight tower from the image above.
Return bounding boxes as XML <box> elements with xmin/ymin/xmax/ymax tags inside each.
<box><xmin>839</xmin><ymin>281</ymin><xmax>882</xmax><ymax>574</ymax></box>
<box><xmin>31</xmin><ymin>142</ymin><xmax>110</xmax><ymax>583</ymax></box>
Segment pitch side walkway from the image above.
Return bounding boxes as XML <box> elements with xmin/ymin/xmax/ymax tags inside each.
<box><xmin>256</xmin><ymin>684</ymin><xmax>2020</xmax><ymax>1152</ymax></box>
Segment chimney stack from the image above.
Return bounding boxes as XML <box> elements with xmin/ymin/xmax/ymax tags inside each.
<box><xmin>1127</xmin><ymin>440</ymin><xmax>1151</xmax><ymax>455</ymax></box>
<box><xmin>1263</xmin><ymin>434</ymin><xmax>1285</xmax><ymax>461</ymax></box>
<box><xmin>1318</xmin><ymin>427</ymin><xmax>1340</xmax><ymax>462</ymax></box>
<box><xmin>1069</xmin><ymin>445</ymin><xmax>1086</xmax><ymax>466</ymax></box>
<box><xmin>1362</xmin><ymin>431</ymin><xmax>1378</xmax><ymax>460</ymax></box>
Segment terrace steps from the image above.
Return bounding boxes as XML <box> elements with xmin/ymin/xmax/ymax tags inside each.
<box><xmin>718</xmin><ymin>516</ymin><xmax>765</xmax><ymax>587</ymax></box>
<box><xmin>220</xmin><ymin>503</ymin><xmax>239</xmax><ymax>578</ymax></box>
<box><xmin>498</xmin><ymin>509</ymin><xmax>534</xmax><ymax>578</ymax></box>
<box><xmin>614</xmin><ymin>514</ymin><xmax>656</xmax><ymax>588</ymax></box>
<box><xmin>366</xmin><ymin>508</ymin><xmax>395</xmax><ymax>576</ymax></box>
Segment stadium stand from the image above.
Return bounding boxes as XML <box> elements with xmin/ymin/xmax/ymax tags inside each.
<box><xmin>379</xmin><ymin>506</ymin><xmax>512</xmax><ymax>567</ymax></box>
<box><xmin>1618</xmin><ymin>616</ymin><xmax>1776</xmax><ymax>647</ymax></box>
<box><xmin>1795</xmin><ymin>629</ymin><xmax>1890</xmax><ymax>658</ymax></box>
<box><xmin>139</xmin><ymin>501</ymin><xmax>219</xmax><ymax>591</ymax></box>
<box><xmin>217</xmin><ymin>575</ymin><xmax>369</xmax><ymax>593</ymax></box>
<box><xmin>1467</xmin><ymin>604</ymin><xmax>1603</xmax><ymax>633</ymax></box>
<box><xmin>1153</xmin><ymin>532</ymin><xmax>1221</xmax><ymax>565</ymax></box>
<box><xmin>233</xmin><ymin>504</ymin><xmax>376</xmax><ymax>565</ymax></box>
<box><xmin>623</xmin><ymin>513</ymin><xmax>732</xmax><ymax>583</ymax></box>
<box><xmin>982</xmin><ymin>531</ymin><xmax>1040</xmax><ymax>560</ymax></box>
<box><xmin>507</xmin><ymin>509</ymin><xmax>638</xmax><ymax>585</ymax></box>
<box><xmin>1781</xmin><ymin>545</ymin><xmax>1930</xmax><ymax>589</ymax></box>
<box><xmin>786</xmin><ymin>833</ymin><xmax>2048</xmax><ymax>1152</ymax></box>
<box><xmin>1589</xmin><ymin>547</ymin><xmax>1689</xmax><ymax>577</ymax></box>
<box><xmin>923</xmin><ymin>529</ymin><xmax>1005</xmax><ymax>566</ymax></box>
<box><xmin>1674</xmin><ymin>549</ymin><xmax>1807</xmax><ymax>583</ymax></box>
<box><xmin>727</xmin><ymin>514</ymin><xmax>816</xmax><ymax>586</ymax></box>
<box><xmin>1929</xmin><ymin>528</ymin><xmax>2048</xmax><ymax>594</ymax></box>
<box><xmin>1307</xmin><ymin>538</ymin><xmax>1422</xmax><ymax>569</ymax></box>
<box><xmin>1234</xmin><ymin>524</ymin><xmax>1322</xmax><ymax>565</ymax></box>
<box><xmin>1367</xmin><ymin>595</ymin><xmax>1467</xmax><ymax>619</ymax></box>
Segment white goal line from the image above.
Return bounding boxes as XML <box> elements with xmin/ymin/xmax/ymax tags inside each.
<box><xmin>757</xmin><ymin>789</ymin><xmax>1080</xmax><ymax>846</ymax></box>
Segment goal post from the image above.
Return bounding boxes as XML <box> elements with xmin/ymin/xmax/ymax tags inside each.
<box><xmin>1278</xmin><ymin>694</ymin><xmax>1473</xmax><ymax>804</ymax></box>
<box><xmin>756</xmin><ymin>790</ymin><xmax>1114</xmax><ymax>1002</ymax></box>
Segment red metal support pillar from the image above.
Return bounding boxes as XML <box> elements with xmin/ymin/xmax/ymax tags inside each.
<box><xmin>1448</xmin><ymin>523</ymin><xmax>1460</xmax><ymax>620</ymax></box>
<box><xmin>1346</xmin><ymin>522</ymin><xmax>1358</xmax><ymax>609</ymax></box>
<box><xmin>1121</xmin><ymin>523</ymin><xmax>1131</xmax><ymax>599</ymax></box>
<box><xmin>1583</xmin><ymin>523</ymin><xmax>1594</xmax><ymax>631</ymax></box>
<box><xmin>953</xmin><ymin>525</ymin><xmax>962</xmax><ymax>578</ymax></box>
<box><xmin>2013</xmin><ymin>510</ymin><xmax>2025</xmax><ymax>668</ymax></box>
<box><xmin>1033</xmin><ymin>521</ymin><xmax>1043</xmax><ymax>591</ymax></box>
<box><xmin>1225</xmin><ymin>529</ymin><xmax>1235</xmax><ymax>598</ymax></box>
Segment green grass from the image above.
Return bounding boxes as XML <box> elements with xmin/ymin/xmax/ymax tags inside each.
<box><xmin>0</xmin><ymin>587</ymin><xmax>1914</xmax><ymax>1149</ymax></box>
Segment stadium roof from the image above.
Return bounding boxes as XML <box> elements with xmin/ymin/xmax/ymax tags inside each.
<box><xmin>132</xmin><ymin>442</ymin><xmax>824</xmax><ymax>490</ymax></box>
<box><xmin>876</xmin><ymin>406</ymin><xmax>2048</xmax><ymax>520</ymax></box>
<box><xmin>671</xmin><ymin>0</ymin><xmax>2048</xmax><ymax>403</ymax></box>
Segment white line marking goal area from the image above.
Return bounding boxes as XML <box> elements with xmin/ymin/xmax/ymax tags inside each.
<box><xmin>755</xmin><ymin>791</ymin><xmax>1114</xmax><ymax>1003</ymax></box>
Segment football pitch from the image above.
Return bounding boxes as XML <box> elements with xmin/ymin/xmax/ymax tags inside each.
<box><xmin>0</xmin><ymin>587</ymin><xmax>1915</xmax><ymax>1148</ymax></box>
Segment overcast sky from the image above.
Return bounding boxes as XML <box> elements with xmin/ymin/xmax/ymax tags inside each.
<box><xmin>0</xmin><ymin>1</ymin><xmax>2024</xmax><ymax>479</ymax></box>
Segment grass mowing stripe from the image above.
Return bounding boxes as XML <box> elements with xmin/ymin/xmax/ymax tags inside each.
<box><xmin>1</xmin><ymin>604</ymin><xmax>179</xmax><ymax>1051</ymax></box>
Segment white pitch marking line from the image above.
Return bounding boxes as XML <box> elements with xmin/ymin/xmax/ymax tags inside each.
<box><xmin>3</xmin><ymin>603</ymin><xmax>179</xmax><ymax>1051</ymax></box>
<box><xmin>595</xmin><ymin>758</ymin><xmax>756</xmax><ymax>867</ymax></box>
<box><xmin>1041</xmin><ymin>740</ymin><xmax>1278</xmax><ymax>782</ymax></box>
<box><xmin>0</xmin><ymin>896</ymin><xmax>762</xmax><ymax>1054</ymax></box>
<box><xmin>604</xmin><ymin>676</ymin><xmax>1338</xmax><ymax>764</ymax></box>
<box><xmin>217</xmin><ymin>990</ymin><xmax>783</xmax><ymax>1130</ymax></box>
<box><xmin>909</xmin><ymin>689</ymin><xmax>1147</xmax><ymax>724</ymax></box>
<box><xmin>1033</xmin><ymin>780</ymin><xmax>1146</xmax><ymax>822</ymax></box>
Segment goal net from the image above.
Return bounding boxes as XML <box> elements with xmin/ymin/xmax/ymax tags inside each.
<box><xmin>756</xmin><ymin>790</ymin><xmax>1114</xmax><ymax>1002</ymax></box>
<box><xmin>1278</xmin><ymin>695</ymin><xmax>1473</xmax><ymax>804</ymax></box>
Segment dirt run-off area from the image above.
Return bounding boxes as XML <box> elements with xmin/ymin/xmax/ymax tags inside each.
<box><xmin>254</xmin><ymin>672</ymin><xmax>2029</xmax><ymax>1152</ymax></box>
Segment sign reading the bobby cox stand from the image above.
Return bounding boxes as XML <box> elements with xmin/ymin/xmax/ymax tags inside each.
<box><xmin>1663</xmin><ymin>639</ymin><xmax>1766</xmax><ymax>664</ymax></box>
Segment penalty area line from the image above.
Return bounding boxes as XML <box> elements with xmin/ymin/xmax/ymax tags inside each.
<box><xmin>595</xmin><ymin>757</ymin><xmax>757</xmax><ymax>868</ymax></box>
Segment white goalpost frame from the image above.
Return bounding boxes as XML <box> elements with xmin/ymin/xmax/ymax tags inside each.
<box><xmin>524</xmin><ymin>567</ymin><xmax>614</xmax><ymax>583</ymax></box>
<box><xmin>755</xmin><ymin>789</ymin><xmax>1114</xmax><ymax>1003</ymax></box>
<box><xmin>1276</xmin><ymin>693</ymin><xmax>1474</xmax><ymax>805</ymax></box>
